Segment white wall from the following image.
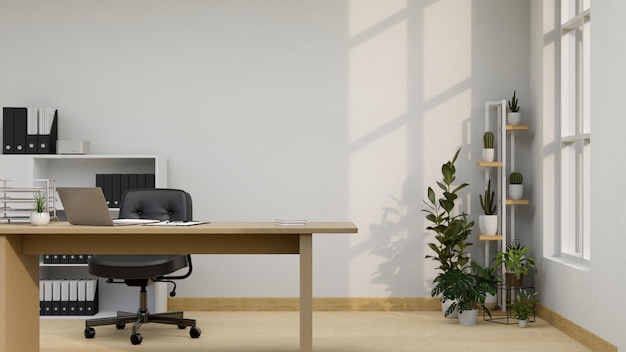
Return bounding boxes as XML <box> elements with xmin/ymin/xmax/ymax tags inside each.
<box><xmin>530</xmin><ymin>0</ymin><xmax>623</xmax><ymax>349</ymax></box>
<box><xmin>0</xmin><ymin>1</ymin><xmax>529</xmax><ymax>298</ymax></box>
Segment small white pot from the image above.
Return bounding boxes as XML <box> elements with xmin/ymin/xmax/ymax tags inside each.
<box><xmin>458</xmin><ymin>309</ymin><xmax>478</xmax><ymax>326</ymax></box>
<box><xmin>484</xmin><ymin>292</ymin><xmax>497</xmax><ymax>310</ymax></box>
<box><xmin>509</xmin><ymin>184</ymin><xmax>523</xmax><ymax>200</ymax></box>
<box><xmin>482</xmin><ymin>148</ymin><xmax>495</xmax><ymax>162</ymax></box>
<box><xmin>508</xmin><ymin>112</ymin><xmax>521</xmax><ymax>125</ymax></box>
<box><xmin>518</xmin><ymin>319</ymin><xmax>527</xmax><ymax>328</ymax></box>
<box><xmin>30</xmin><ymin>212</ymin><xmax>50</xmax><ymax>226</ymax></box>
<box><xmin>479</xmin><ymin>215</ymin><xmax>498</xmax><ymax>235</ymax></box>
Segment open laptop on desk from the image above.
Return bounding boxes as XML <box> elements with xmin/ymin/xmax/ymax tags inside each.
<box><xmin>56</xmin><ymin>187</ymin><xmax>160</xmax><ymax>226</ymax></box>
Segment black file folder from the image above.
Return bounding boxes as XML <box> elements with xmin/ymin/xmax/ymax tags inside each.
<box><xmin>103</xmin><ymin>174</ymin><xmax>112</xmax><ymax>207</ymax></box>
<box><xmin>26</xmin><ymin>108</ymin><xmax>38</xmax><ymax>153</ymax></box>
<box><xmin>146</xmin><ymin>173</ymin><xmax>155</xmax><ymax>188</ymax></box>
<box><xmin>37</xmin><ymin>108</ymin><xmax>58</xmax><ymax>154</ymax></box>
<box><xmin>111</xmin><ymin>174</ymin><xmax>121</xmax><ymax>207</ymax></box>
<box><xmin>85</xmin><ymin>279</ymin><xmax>98</xmax><ymax>315</ymax></box>
<box><xmin>2</xmin><ymin>107</ymin><xmax>14</xmax><ymax>154</ymax></box>
<box><xmin>13</xmin><ymin>107</ymin><xmax>27</xmax><ymax>153</ymax></box>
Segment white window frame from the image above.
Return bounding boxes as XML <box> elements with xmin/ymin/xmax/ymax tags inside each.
<box><xmin>559</xmin><ymin>0</ymin><xmax>591</xmax><ymax>261</ymax></box>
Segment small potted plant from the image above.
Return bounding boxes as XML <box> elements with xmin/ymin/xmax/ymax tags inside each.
<box><xmin>509</xmin><ymin>289</ymin><xmax>538</xmax><ymax>328</ymax></box>
<box><xmin>495</xmin><ymin>239</ymin><xmax>537</xmax><ymax>286</ymax></box>
<box><xmin>478</xmin><ymin>179</ymin><xmax>498</xmax><ymax>235</ymax></box>
<box><xmin>509</xmin><ymin>172</ymin><xmax>523</xmax><ymax>200</ymax></box>
<box><xmin>471</xmin><ymin>260</ymin><xmax>500</xmax><ymax>310</ymax></box>
<box><xmin>508</xmin><ymin>90</ymin><xmax>521</xmax><ymax>125</ymax></box>
<box><xmin>431</xmin><ymin>262</ymin><xmax>496</xmax><ymax>326</ymax></box>
<box><xmin>482</xmin><ymin>131</ymin><xmax>495</xmax><ymax>162</ymax></box>
<box><xmin>31</xmin><ymin>190</ymin><xmax>50</xmax><ymax>226</ymax></box>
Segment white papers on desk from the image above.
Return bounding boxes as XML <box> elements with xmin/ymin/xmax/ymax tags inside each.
<box><xmin>143</xmin><ymin>221</ymin><xmax>209</xmax><ymax>226</ymax></box>
<box><xmin>274</xmin><ymin>218</ymin><xmax>307</xmax><ymax>226</ymax></box>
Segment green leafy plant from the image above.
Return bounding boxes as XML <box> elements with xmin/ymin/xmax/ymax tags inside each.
<box><xmin>508</xmin><ymin>90</ymin><xmax>519</xmax><ymax>112</ymax></box>
<box><xmin>509</xmin><ymin>172</ymin><xmax>523</xmax><ymax>185</ymax></box>
<box><xmin>483</xmin><ymin>131</ymin><xmax>494</xmax><ymax>149</ymax></box>
<box><xmin>479</xmin><ymin>180</ymin><xmax>497</xmax><ymax>215</ymax></box>
<box><xmin>423</xmin><ymin>148</ymin><xmax>473</xmax><ymax>280</ymax></box>
<box><xmin>33</xmin><ymin>191</ymin><xmax>48</xmax><ymax>213</ymax></box>
<box><xmin>509</xmin><ymin>289</ymin><xmax>538</xmax><ymax>321</ymax></box>
<box><xmin>495</xmin><ymin>239</ymin><xmax>537</xmax><ymax>280</ymax></box>
<box><xmin>431</xmin><ymin>262</ymin><xmax>496</xmax><ymax>317</ymax></box>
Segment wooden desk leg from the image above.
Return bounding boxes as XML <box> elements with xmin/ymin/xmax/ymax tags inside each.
<box><xmin>300</xmin><ymin>234</ymin><xmax>312</xmax><ymax>352</ymax></box>
<box><xmin>0</xmin><ymin>235</ymin><xmax>39</xmax><ymax>352</ymax></box>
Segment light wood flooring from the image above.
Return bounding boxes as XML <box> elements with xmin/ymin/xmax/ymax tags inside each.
<box><xmin>41</xmin><ymin>311</ymin><xmax>591</xmax><ymax>352</ymax></box>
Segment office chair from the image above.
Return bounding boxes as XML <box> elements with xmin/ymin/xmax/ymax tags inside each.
<box><xmin>83</xmin><ymin>188</ymin><xmax>201</xmax><ymax>345</ymax></box>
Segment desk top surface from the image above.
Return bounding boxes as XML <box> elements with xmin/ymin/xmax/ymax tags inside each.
<box><xmin>0</xmin><ymin>221</ymin><xmax>358</xmax><ymax>235</ymax></box>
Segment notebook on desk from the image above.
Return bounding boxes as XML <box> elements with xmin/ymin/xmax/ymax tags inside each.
<box><xmin>56</xmin><ymin>187</ymin><xmax>159</xmax><ymax>226</ymax></box>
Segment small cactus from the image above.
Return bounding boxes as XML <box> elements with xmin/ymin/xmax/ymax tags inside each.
<box><xmin>483</xmin><ymin>131</ymin><xmax>494</xmax><ymax>149</ymax></box>
<box><xmin>508</xmin><ymin>90</ymin><xmax>519</xmax><ymax>112</ymax></box>
<box><xmin>510</xmin><ymin>172</ymin><xmax>523</xmax><ymax>185</ymax></box>
<box><xmin>479</xmin><ymin>180</ymin><xmax>497</xmax><ymax>215</ymax></box>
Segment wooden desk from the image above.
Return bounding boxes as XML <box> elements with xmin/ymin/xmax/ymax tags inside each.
<box><xmin>0</xmin><ymin>221</ymin><xmax>357</xmax><ymax>352</ymax></box>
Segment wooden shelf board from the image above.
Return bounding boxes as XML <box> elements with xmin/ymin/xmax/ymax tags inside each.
<box><xmin>506</xmin><ymin>199</ymin><xmax>529</xmax><ymax>205</ymax></box>
<box><xmin>479</xmin><ymin>235</ymin><xmax>503</xmax><ymax>241</ymax></box>
<box><xmin>476</xmin><ymin>161</ymin><xmax>503</xmax><ymax>167</ymax></box>
<box><xmin>506</xmin><ymin>125</ymin><xmax>529</xmax><ymax>131</ymax></box>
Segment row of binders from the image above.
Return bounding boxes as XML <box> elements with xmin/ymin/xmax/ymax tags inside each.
<box><xmin>42</xmin><ymin>254</ymin><xmax>92</xmax><ymax>265</ymax></box>
<box><xmin>96</xmin><ymin>173</ymin><xmax>155</xmax><ymax>208</ymax></box>
<box><xmin>3</xmin><ymin>107</ymin><xmax>58</xmax><ymax>154</ymax></box>
<box><xmin>40</xmin><ymin>279</ymin><xmax>98</xmax><ymax>316</ymax></box>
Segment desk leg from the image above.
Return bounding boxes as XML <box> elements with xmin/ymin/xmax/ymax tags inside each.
<box><xmin>0</xmin><ymin>235</ymin><xmax>39</xmax><ymax>352</ymax></box>
<box><xmin>300</xmin><ymin>234</ymin><xmax>312</xmax><ymax>352</ymax></box>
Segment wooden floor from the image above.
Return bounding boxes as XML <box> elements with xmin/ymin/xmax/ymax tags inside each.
<box><xmin>41</xmin><ymin>311</ymin><xmax>591</xmax><ymax>352</ymax></box>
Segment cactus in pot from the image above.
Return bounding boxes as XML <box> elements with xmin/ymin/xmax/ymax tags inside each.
<box><xmin>482</xmin><ymin>131</ymin><xmax>495</xmax><ymax>162</ymax></box>
<box><xmin>478</xmin><ymin>180</ymin><xmax>498</xmax><ymax>235</ymax></box>
<box><xmin>508</xmin><ymin>90</ymin><xmax>521</xmax><ymax>125</ymax></box>
<box><xmin>509</xmin><ymin>172</ymin><xmax>524</xmax><ymax>200</ymax></box>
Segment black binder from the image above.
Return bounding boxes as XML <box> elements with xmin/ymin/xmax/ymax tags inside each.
<box><xmin>146</xmin><ymin>173</ymin><xmax>155</xmax><ymax>188</ymax></box>
<box><xmin>111</xmin><ymin>174</ymin><xmax>121</xmax><ymax>207</ymax></box>
<box><xmin>13</xmin><ymin>107</ymin><xmax>27</xmax><ymax>153</ymax></box>
<box><xmin>103</xmin><ymin>174</ymin><xmax>112</xmax><ymax>208</ymax></box>
<box><xmin>26</xmin><ymin>108</ymin><xmax>38</xmax><ymax>153</ymax></box>
<box><xmin>37</xmin><ymin>108</ymin><xmax>58</xmax><ymax>154</ymax></box>
<box><xmin>2</xmin><ymin>107</ymin><xmax>14</xmax><ymax>154</ymax></box>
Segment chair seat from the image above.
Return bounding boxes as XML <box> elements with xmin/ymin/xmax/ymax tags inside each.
<box><xmin>88</xmin><ymin>255</ymin><xmax>188</xmax><ymax>280</ymax></box>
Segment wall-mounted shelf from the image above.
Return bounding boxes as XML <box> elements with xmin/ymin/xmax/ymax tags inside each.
<box><xmin>478</xmin><ymin>235</ymin><xmax>504</xmax><ymax>241</ymax></box>
<box><xmin>506</xmin><ymin>125</ymin><xmax>529</xmax><ymax>131</ymax></box>
<box><xmin>506</xmin><ymin>199</ymin><xmax>529</xmax><ymax>205</ymax></box>
<box><xmin>477</xmin><ymin>161</ymin><xmax>503</xmax><ymax>167</ymax></box>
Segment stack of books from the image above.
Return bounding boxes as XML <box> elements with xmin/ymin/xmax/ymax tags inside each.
<box><xmin>274</xmin><ymin>218</ymin><xmax>307</xmax><ymax>226</ymax></box>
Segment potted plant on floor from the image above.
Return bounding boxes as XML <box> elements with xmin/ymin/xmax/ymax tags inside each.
<box><xmin>478</xmin><ymin>180</ymin><xmax>498</xmax><ymax>235</ymax></box>
<box><xmin>424</xmin><ymin>148</ymin><xmax>474</xmax><ymax>318</ymax></box>
<box><xmin>508</xmin><ymin>289</ymin><xmax>538</xmax><ymax>328</ymax></box>
<box><xmin>431</xmin><ymin>261</ymin><xmax>496</xmax><ymax>326</ymax></box>
<box><xmin>509</xmin><ymin>172</ymin><xmax>524</xmax><ymax>200</ymax></box>
<box><xmin>508</xmin><ymin>90</ymin><xmax>521</xmax><ymax>125</ymax></box>
<box><xmin>495</xmin><ymin>239</ymin><xmax>537</xmax><ymax>286</ymax></box>
<box><xmin>31</xmin><ymin>190</ymin><xmax>50</xmax><ymax>226</ymax></box>
<box><xmin>482</xmin><ymin>131</ymin><xmax>495</xmax><ymax>162</ymax></box>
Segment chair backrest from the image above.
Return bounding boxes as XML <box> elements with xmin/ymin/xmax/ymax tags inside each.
<box><xmin>119</xmin><ymin>189</ymin><xmax>192</xmax><ymax>222</ymax></box>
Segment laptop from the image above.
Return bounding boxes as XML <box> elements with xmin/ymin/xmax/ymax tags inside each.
<box><xmin>56</xmin><ymin>187</ymin><xmax>160</xmax><ymax>226</ymax></box>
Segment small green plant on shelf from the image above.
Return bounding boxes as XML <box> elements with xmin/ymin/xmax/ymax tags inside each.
<box><xmin>495</xmin><ymin>239</ymin><xmax>537</xmax><ymax>283</ymax></box>
<box><xmin>479</xmin><ymin>179</ymin><xmax>497</xmax><ymax>215</ymax></box>
<box><xmin>509</xmin><ymin>289</ymin><xmax>538</xmax><ymax>321</ymax></box>
<box><xmin>508</xmin><ymin>90</ymin><xmax>519</xmax><ymax>112</ymax></box>
<box><xmin>510</xmin><ymin>172</ymin><xmax>523</xmax><ymax>184</ymax></box>
<box><xmin>33</xmin><ymin>190</ymin><xmax>48</xmax><ymax>213</ymax></box>
<box><xmin>483</xmin><ymin>131</ymin><xmax>494</xmax><ymax>149</ymax></box>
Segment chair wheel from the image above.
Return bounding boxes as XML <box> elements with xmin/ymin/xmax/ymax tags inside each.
<box><xmin>178</xmin><ymin>324</ymin><xmax>187</xmax><ymax>329</ymax></box>
<box><xmin>116</xmin><ymin>322</ymin><xmax>126</xmax><ymax>330</ymax></box>
<box><xmin>130</xmin><ymin>333</ymin><xmax>143</xmax><ymax>345</ymax></box>
<box><xmin>84</xmin><ymin>327</ymin><xmax>96</xmax><ymax>339</ymax></box>
<box><xmin>190</xmin><ymin>327</ymin><xmax>202</xmax><ymax>338</ymax></box>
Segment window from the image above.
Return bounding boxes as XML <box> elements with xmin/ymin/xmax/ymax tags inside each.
<box><xmin>560</xmin><ymin>0</ymin><xmax>591</xmax><ymax>261</ymax></box>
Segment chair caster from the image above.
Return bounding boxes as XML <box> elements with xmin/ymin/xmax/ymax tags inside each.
<box><xmin>84</xmin><ymin>327</ymin><xmax>96</xmax><ymax>339</ymax></box>
<box><xmin>178</xmin><ymin>324</ymin><xmax>187</xmax><ymax>329</ymax></box>
<box><xmin>190</xmin><ymin>327</ymin><xmax>202</xmax><ymax>338</ymax></box>
<box><xmin>130</xmin><ymin>333</ymin><xmax>143</xmax><ymax>345</ymax></box>
<box><xmin>116</xmin><ymin>322</ymin><xmax>126</xmax><ymax>330</ymax></box>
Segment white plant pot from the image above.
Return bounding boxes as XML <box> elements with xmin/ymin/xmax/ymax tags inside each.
<box><xmin>441</xmin><ymin>299</ymin><xmax>458</xmax><ymax>319</ymax></box>
<box><xmin>509</xmin><ymin>184</ymin><xmax>523</xmax><ymax>200</ymax></box>
<box><xmin>484</xmin><ymin>292</ymin><xmax>497</xmax><ymax>310</ymax></box>
<box><xmin>30</xmin><ymin>212</ymin><xmax>50</xmax><ymax>226</ymax></box>
<box><xmin>479</xmin><ymin>215</ymin><xmax>498</xmax><ymax>235</ymax></box>
<box><xmin>458</xmin><ymin>309</ymin><xmax>478</xmax><ymax>326</ymax></box>
<box><xmin>508</xmin><ymin>112</ymin><xmax>521</xmax><ymax>125</ymax></box>
<box><xmin>518</xmin><ymin>319</ymin><xmax>527</xmax><ymax>328</ymax></box>
<box><xmin>482</xmin><ymin>148</ymin><xmax>495</xmax><ymax>162</ymax></box>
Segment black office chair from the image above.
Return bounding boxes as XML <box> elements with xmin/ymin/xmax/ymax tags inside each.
<box><xmin>83</xmin><ymin>188</ymin><xmax>201</xmax><ymax>345</ymax></box>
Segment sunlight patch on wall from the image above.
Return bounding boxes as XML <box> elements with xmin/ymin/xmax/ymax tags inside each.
<box><xmin>348</xmin><ymin>0</ymin><xmax>407</xmax><ymax>37</ymax></box>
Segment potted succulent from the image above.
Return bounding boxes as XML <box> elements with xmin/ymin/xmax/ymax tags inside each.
<box><xmin>495</xmin><ymin>239</ymin><xmax>537</xmax><ymax>286</ymax></box>
<box><xmin>478</xmin><ymin>180</ymin><xmax>498</xmax><ymax>235</ymax></box>
<box><xmin>509</xmin><ymin>172</ymin><xmax>523</xmax><ymax>200</ymax></box>
<box><xmin>31</xmin><ymin>190</ymin><xmax>50</xmax><ymax>226</ymax></box>
<box><xmin>509</xmin><ymin>289</ymin><xmax>538</xmax><ymax>328</ymax></box>
<box><xmin>424</xmin><ymin>148</ymin><xmax>474</xmax><ymax>318</ymax></box>
<box><xmin>482</xmin><ymin>131</ymin><xmax>495</xmax><ymax>162</ymax></box>
<box><xmin>431</xmin><ymin>262</ymin><xmax>496</xmax><ymax>326</ymax></box>
<box><xmin>508</xmin><ymin>90</ymin><xmax>521</xmax><ymax>125</ymax></box>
